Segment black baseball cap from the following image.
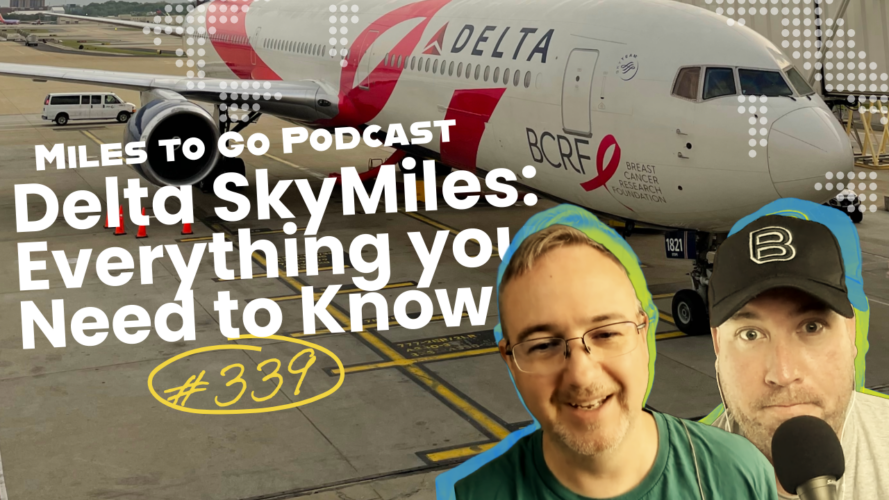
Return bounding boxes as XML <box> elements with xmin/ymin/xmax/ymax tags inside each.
<box><xmin>709</xmin><ymin>214</ymin><xmax>854</xmax><ymax>327</ymax></box>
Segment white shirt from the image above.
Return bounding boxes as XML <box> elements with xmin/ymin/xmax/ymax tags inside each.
<box><xmin>711</xmin><ymin>391</ymin><xmax>889</xmax><ymax>499</ymax></box>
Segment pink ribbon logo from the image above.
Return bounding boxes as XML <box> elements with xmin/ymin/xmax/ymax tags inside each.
<box><xmin>579</xmin><ymin>134</ymin><xmax>621</xmax><ymax>192</ymax></box>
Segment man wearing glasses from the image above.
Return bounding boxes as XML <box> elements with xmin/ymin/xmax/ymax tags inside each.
<box><xmin>702</xmin><ymin>198</ymin><xmax>889</xmax><ymax>499</ymax></box>
<box><xmin>441</xmin><ymin>204</ymin><xmax>777</xmax><ymax>500</ymax></box>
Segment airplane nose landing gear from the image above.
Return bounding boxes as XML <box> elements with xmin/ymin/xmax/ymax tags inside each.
<box><xmin>669</xmin><ymin>231</ymin><xmax>720</xmax><ymax>336</ymax></box>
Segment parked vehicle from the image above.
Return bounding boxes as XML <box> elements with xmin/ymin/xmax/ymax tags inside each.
<box><xmin>42</xmin><ymin>92</ymin><xmax>136</xmax><ymax>126</ymax></box>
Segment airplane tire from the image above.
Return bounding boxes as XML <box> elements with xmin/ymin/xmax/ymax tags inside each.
<box><xmin>671</xmin><ymin>290</ymin><xmax>710</xmax><ymax>336</ymax></box>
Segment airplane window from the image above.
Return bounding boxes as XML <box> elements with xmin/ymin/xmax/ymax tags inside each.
<box><xmin>503</xmin><ymin>68</ymin><xmax>510</xmax><ymax>84</ymax></box>
<box><xmin>493</xmin><ymin>67</ymin><xmax>500</xmax><ymax>83</ymax></box>
<box><xmin>484</xmin><ymin>65</ymin><xmax>490</xmax><ymax>81</ymax></box>
<box><xmin>703</xmin><ymin>67</ymin><xmax>737</xmax><ymax>99</ymax></box>
<box><xmin>672</xmin><ymin>67</ymin><xmax>700</xmax><ymax>100</ymax></box>
<box><xmin>474</xmin><ymin>65</ymin><xmax>480</xmax><ymax>80</ymax></box>
<box><xmin>440</xmin><ymin>61</ymin><xmax>446</xmax><ymax>75</ymax></box>
<box><xmin>785</xmin><ymin>66</ymin><xmax>814</xmax><ymax>95</ymax></box>
<box><xmin>524</xmin><ymin>71</ymin><xmax>531</xmax><ymax>88</ymax></box>
<box><xmin>466</xmin><ymin>63</ymin><xmax>472</xmax><ymax>78</ymax></box>
<box><xmin>433</xmin><ymin>59</ymin><xmax>439</xmax><ymax>73</ymax></box>
<box><xmin>738</xmin><ymin>69</ymin><xmax>793</xmax><ymax>96</ymax></box>
<box><xmin>425</xmin><ymin>58</ymin><xmax>430</xmax><ymax>72</ymax></box>
<box><xmin>410</xmin><ymin>56</ymin><xmax>416</xmax><ymax>70</ymax></box>
<box><xmin>385</xmin><ymin>53</ymin><xmax>390</xmax><ymax>66</ymax></box>
<box><xmin>457</xmin><ymin>62</ymin><xmax>463</xmax><ymax>77</ymax></box>
<box><xmin>418</xmin><ymin>57</ymin><xmax>424</xmax><ymax>70</ymax></box>
<box><xmin>397</xmin><ymin>55</ymin><xmax>402</xmax><ymax>68</ymax></box>
<box><xmin>448</xmin><ymin>61</ymin><xmax>454</xmax><ymax>76</ymax></box>
<box><xmin>514</xmin><ymin>69</ymin><xmax>520</xmax><ymax>86</ymax></box>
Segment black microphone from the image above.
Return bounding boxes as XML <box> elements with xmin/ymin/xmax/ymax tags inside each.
<box><xmin>771</xmin><ymin>415</ymin><xmax>845</xmax><ymax>500</ymax></box>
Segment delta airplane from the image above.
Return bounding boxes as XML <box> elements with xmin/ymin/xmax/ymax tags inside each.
<box><xmin>0</xmin><ymin>0</ymin><xmax>855</xmax><ymax>335</ymax></box>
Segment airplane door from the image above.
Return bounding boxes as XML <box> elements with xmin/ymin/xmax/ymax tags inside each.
<box><xmin>357</xmin><ymin>30</ymin><xmax>377</xmax><ymax>89</ymax></box>
<box><xmin>561</xmin><ymin>49</ymin><xmax>599</xmax><ymax>137</ymax></box>
<box><xmin>251</xmin><ymin>27</ymin><xmax>260</xmax><ymax>66</ymax></box>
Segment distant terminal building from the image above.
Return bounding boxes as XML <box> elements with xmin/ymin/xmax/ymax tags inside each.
<box><xmin>10</xmin><ymin>0</ymin><xmax>46</xmax><ymax>9</ymax></box>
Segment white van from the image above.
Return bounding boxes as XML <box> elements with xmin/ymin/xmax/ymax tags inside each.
<box><xmin>42</xmin><ymin>92</ymin><xmax>136</xmax><ymax>126</ymax></box>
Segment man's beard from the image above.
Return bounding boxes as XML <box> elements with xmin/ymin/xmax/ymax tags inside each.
<box><xmin>550</xmin><ymin>384</ymin><xmax>632</xmax><ymax>457</ymax></box>
<box><xmin>727</xmin><ymin>385</ymin><xmax>851</xmax><ymax>463</ymax></box>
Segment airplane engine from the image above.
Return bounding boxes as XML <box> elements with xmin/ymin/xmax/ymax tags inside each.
<box><xmin>124</xmin><ymin>98</ymin><xmax>220</xmax><ymax>187</ymax></box>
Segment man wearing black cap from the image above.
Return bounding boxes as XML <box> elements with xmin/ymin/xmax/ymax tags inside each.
<box><xmin>704</xmin><ymin>199</ymin><xmax>889</xmax><ymax>499</ymax></box>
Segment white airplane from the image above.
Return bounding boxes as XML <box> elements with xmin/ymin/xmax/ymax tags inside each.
<box><xmin>0</xmin><ymin>13</ymin><xmax>21</xmax><ymax>25</ymax></box>
<box><xmin>0</xmin><ymin>0</ymin><xmax>855</xmax><ymax>336</ymax></box>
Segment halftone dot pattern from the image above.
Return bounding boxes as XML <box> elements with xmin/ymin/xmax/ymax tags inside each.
<box><xmin>815</xmin><ymin>170</ymin><xmax>881</xmax><ymax>212</ymax></box>
<box><xmin>737</xmin><ymin>94</ymin><xmax>768</xmax><ymax>158</ymax></box>
<box><xmin>704</xmin><ymin>0</ymin><xmax>888</xmax><ymax>157</ymax></box>
<box><xmin>330</xmin><ymin>4</ymin><xmax>358</xmax><ymax>67</ymax></box>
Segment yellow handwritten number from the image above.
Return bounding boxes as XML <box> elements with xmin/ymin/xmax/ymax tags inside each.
<box><xmin>215</xmin><ymin>363</ymin><xmax>247</xmax><ymax>407</ymax></box>
<box><xmin>288</xmin><ymin>349</ymin><xmax>317</xmax><ymax>396</ymax></box>
<box><xmin>252</xmin><ymin>358</ymin><xmax>283</xmax><ymax>402</ymax></box>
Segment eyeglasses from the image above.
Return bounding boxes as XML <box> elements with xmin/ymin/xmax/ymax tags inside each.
<box><xmin>505</xmin><ymin>321</ymin><xmax>647</xmax><ymax>375</ymax></box>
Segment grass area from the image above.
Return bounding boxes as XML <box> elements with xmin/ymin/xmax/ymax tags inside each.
<box><xmin>57</xmin><ymin>38</ymin><xmax>176</xmax><ymax>56</ymax></box>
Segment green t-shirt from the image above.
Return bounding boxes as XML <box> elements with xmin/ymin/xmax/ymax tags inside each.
<box><xmin>455</xmin><ymin>411</ymin><xmax>777</xmax><ymax>500</ymax></box>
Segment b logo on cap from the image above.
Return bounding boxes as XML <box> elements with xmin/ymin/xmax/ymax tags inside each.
<box><xmin>749</xmin><ymin>226</ymin><xmax>796</xmax><ymax>264</ymax></box>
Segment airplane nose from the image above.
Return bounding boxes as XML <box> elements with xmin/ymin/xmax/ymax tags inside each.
<box><xmin>767</xmin><ymin>107</ymin><xmax>854</xmax><ymax>200</ymax></box>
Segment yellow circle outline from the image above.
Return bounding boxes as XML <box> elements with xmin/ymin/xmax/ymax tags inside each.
<box><xmin>147</xmin><ymin>335</ymin><xmax>346</xmax><ymax>414</ymax></box>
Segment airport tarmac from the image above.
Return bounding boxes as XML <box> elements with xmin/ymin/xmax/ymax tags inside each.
<box><xmin>2</xmin><ymin>29</ymin><xmax>889</xmax><ymax>500</ymax></box>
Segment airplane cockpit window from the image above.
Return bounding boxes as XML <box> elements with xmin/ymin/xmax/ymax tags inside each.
<box><xmin>672</xmin><ymin>67</ymin><xmax>700</xmax><ymax>100</ymax></box>
<box><xmin>785</xmin><ymin>66</ymin><xmax>815</xmax><ymax>95</ymax></box>
<box><xmin>703</xmin><ymin>67</ymin><xmax>736</xmax><ymax>99</ymax></box>
<box><xmin>738</xmin><ymin>69</ymin><xmax>793</xmax><ymax>96</ymax></box>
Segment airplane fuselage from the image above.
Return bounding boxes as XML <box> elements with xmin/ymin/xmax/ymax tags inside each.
<box><xmin>168</xmin><ymin>0</ymin><xmax>853</xmax><ymax>232</ymax></box>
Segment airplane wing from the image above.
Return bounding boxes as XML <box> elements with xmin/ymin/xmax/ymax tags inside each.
<box><xmin>12</xmin><ymin>11</ymin><xmax>179</xmax><ymax>35</ymax></box>
<box><xmin>0</xmin><ymin>63</ymin><xmax>339</xmax><ymax>122</ymax></box>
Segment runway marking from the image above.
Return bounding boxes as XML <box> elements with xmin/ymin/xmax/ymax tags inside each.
<box><xmin>214</xmin><ymin>267</ymin><xmax>338</xmax><ymax>281</ymax></box>
<box><xmin>652</xmin><ymin>293</ymin><xmax>676</xmax><ymax>299</ymax></box>
<box><xmin>264</xmin><ymin>153</ymin><xmax>326</xmax><ymax>179</ymax></box>
<box><xmin>204</xmin><ymin>219</ymin><xmax>511</xmax><ymax>441</ymax></box>
<box><xmin>268</xmin><ymin>281</ymin><xmax>415</xmax><ymax>302</ymax></box>
<box><xmin>868</xmin><ymin>297</ymin><xmax>889</xmax><ymax>308</ymax></box>
<box><xmin>179</xmin><ymin>227</ymin><xmax>305</xmax><ymax>242</ymax></box>
<box><xmin>330</xmin><ymin>347</ymin><xmax>498</xmax><ymax>375</ymax></box>
<box><xmin>655</xmin><ymin>331</ymin><xmax>685</xmax><ymax>340</ymax></box>
<box><xmin>0</xmin><ymin>442</ymin><xmax>7</xmax><ymax>500</ymax></box>
<box><xmin>399</xmin><ymin>209</ymin><xmax>500</xmax><ymax>254</ymax></box>
<box><xmin>80</xmin><ymin>129</ymin><xmax>103</xmax><ymax>145</ymax></box>
<box><xmin>424</xmin><ymin>442</ymin><xmax>498</xmax><ymax>463</ymax></box>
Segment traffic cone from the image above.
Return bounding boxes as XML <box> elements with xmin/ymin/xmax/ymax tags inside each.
<box><xmin>181</xmin><ymin>221</ymin><xmax>193</xmax><ymax>235</ymax></box>
<box><xmin>136</xmin><ymin>208</ymin><xmax>148</xmax><ymax>239</ymax></box>
<box><xmin>114</xmin><ymin>205</ymin><xmax>126</xmax><ymax>236</ymax></box>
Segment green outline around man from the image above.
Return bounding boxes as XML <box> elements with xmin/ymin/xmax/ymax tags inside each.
<box><xmin>441</xmin><ymin>204</ymin><xmax>777</xmax><ymax>500</ymax></box>
<box><xmin>702</xmin><ymin>198</ymin><xmax>889</xmax><ymax>499</ymax></box>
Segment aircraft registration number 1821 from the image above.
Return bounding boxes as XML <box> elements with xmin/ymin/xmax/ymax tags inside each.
<box><xmin>664</xmin><ymin>230</ymin><xmax>697</xmax><ymax>260</ymax></box>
